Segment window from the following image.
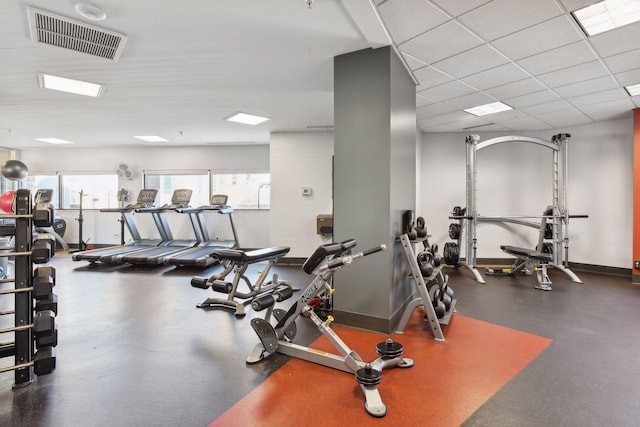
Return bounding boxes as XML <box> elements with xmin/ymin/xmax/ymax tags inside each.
<box><xmin>61</xmin><ymin>173</ymin><xmax>119</xmax><ymax>209</ymax></box>
<box><xmin>212</xmin><ymin>173</ymin><xmax>270</xmax><ymax>209</ymax></box>
<box><xmin>143</xmin><ymin>170</ymin><xmax>209</xmax><ymax>207</ymax></box>
<box><xmin>23</xmin><ymin>173</ymin><xmax>60</xmax><ymax>209</ymax></box>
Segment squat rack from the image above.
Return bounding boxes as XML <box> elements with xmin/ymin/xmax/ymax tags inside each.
<box><xmin>459</xmin><ymin>133</ymin><xmax>584</xmax><ymax>284</ymax></box>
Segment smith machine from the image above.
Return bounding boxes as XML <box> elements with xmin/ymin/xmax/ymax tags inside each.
<box><xmin>444</xmin><ymin>133</ymin><xmax>587</xmax><ymax>290</ymax></box>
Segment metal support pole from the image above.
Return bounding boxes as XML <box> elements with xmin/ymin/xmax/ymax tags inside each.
<box><xmin>13</xmin><ymin>189</ymin><xmax>33</xmax><ymax>388</ymax></box>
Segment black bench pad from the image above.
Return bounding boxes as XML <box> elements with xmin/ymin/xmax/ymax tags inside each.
<box><xmin>302</xmin><ymin>239</ymin><xmax>357</xmax><ymax>274</ymax></box>
<box><xmin>500</xmin><ymin>245</ymin><xmax>552</xmax><ymax>262</ymax></box>
<box><xmin>211</xmin><ymin>246</ymin><xmax>290</xmax><ymax>264</ymax></box>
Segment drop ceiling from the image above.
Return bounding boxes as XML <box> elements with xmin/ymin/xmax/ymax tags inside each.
<box><xmin>0</xmin><ymin>0</ymin><xmax>639</xmax><ymax>148</ymax></box>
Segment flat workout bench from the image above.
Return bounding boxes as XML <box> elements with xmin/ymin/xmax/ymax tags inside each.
<box><xmin>211</xmin><ymin>247</ymin><xmax>290</xmax><ymax>264</ymax></box>
<box><xmin>191</xmin><ymin>246</ymin><xmax>295</xmax><ymax>316</ymax></box>
<box><xmin>500</xmin><ymin>245</ymin><xmax>553</xmax><ymax>291</ymax></box>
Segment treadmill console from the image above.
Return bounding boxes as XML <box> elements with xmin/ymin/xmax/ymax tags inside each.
<box><xmin>134</xmin><ymin>189</ymin><xmax>158</xmax><ymax>208</ymax></box>
<box><xmin>170</xmin><ymin>189</ymin><xmax>192</xmax><ymax>208</ymax></box>
<box><xmin>210</xmin><ymin>194</ymin><xmax>228</xmax><ymax>207</ymax></box>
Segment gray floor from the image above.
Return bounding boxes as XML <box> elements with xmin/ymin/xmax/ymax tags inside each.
<box><xmin>0</xmin><ymin>253</ymin><xmax>639</xmax><ymax>426</ymax></box>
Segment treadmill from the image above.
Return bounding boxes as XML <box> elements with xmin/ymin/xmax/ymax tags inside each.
<box><xmin>162</xmin><ymin>194</ymin><xmax>239</xmax><ymax>267</ymax></box>
<box><xmin>72</xmin><ymin>189</ymin><xmax>159</xmax><ymax>264</ymax></box>
<box><xmin>112</xmin><ymin>189</ymin><xmax>200</xmax><ymax>265</ymax></box>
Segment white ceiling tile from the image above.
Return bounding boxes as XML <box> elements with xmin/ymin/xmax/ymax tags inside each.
<box><xmin>491</xmin><ymin>15</ymin><xmax>583</xmax><ymax>61</ymax></box>
<box><xmin>495</xmin><ymin>116</ymin><xmax>553</xmax><ymax>131</ymax></box>
<box><xmin>402</xmin><ymin>53</ymin><xmax>428</xmax><ymax>71</ymax></box>
<box><xmin>578</xmin><ymin>99</ymin><xmax>634</xmax><ymax>122</ymax></box>
<box><xmin>417</xmin><ymin>102</ymin><xmax>458</xmax><ymax>119</ymax></box>
<box><xmin>432</xmin><ymin>44</ymin><xmax>509</xmax><ymax>78</ymax></box>
<box><xmin>417</xmin><ymin>94</ymin><xmax>431</xmax><ymax>108</ymax></box>
<box><xmin>535</xmin><ymin>108</ymin><xmax>593</xmax><ymax>127</ymax></box>
<box><xmin>429</xmin><ymin>0</ymin><xmax>492</xmax><ymax>17</ymax></box>
<box><xmin>476</xmin><ymin>108</ymin><xmax>527</xmax><ymax>122</ymax></box>
<box><xmin>461</xmin><ymin>63</ymin><xmax>530</xmax><ymax>90</ymax></box>
<box><xmin>420</xmin><ymin>123</ymin><xmax>465</xmax><ymax>132</ymax></box>
<box><xmin>484</xmin><ymin>78</ymin><xmax>548</xmax><ymax>99</ymax></box>
<box><xmin>505</xmin><ymin>90</ymin><xmax>561</xmax><ymax>108</ymax></box>
<box><xmin>559</xmin><ymin>0</ymin><xmax>596</xmax><ymax>12</ymax></box>
<box><xmin>603</xmin><ymin>48</ymin><xmax>640</xmax><ymax>73</ymax></box>
<box><xmin>614</xmin><ymin>69</ymin><xmax>640</xmax><ymax>86</ymax></box>
<box><xmin>430</xmin><ymin>110</ymin><xmax>484</xmax><ymax>124</ymax></box>
<box><xmin>554</xmin><ymin>76</ymin><xmax>619</xmax><ymax>98</ymax></box>
<box><xmin>568</xmin><ymin>88</ymin><xmax>629</xmax><ymax>107</ymax></box>
<box><xmin>417</xmin><ymin>80</ymin><xmax>476</xmax><ymax>102</ymax></box>
<box><xmin>536</xmin><ymin>61</ymin><xmax>609</xmax><ymax>87</ymax></box>
<box><xmin>458</xmin><ymin>0</ymin><xmax>563</xmax><ymax>41</ymax></box>
<box><xmin>441</xmin><ymin>92</ymin><xmax>496</xmax><ymax>110</ymax></box>
<box><xmin>589</xmin><ymin>22</ymin><xmax>640</xmax><ymax>58</ymax></box>
<box><xmin>633</xmin><ymin>96</ymin><xmax>640</xmax><ymax>108</ymax></box>
<box><xmin>516</xmin><ymin>41</ymin><xmax>598</xmax><ymax>76</ymax></box>
<box><xmin>399</xmin><ymin>21</ymin><xmax>484</xmax><ymax>64</ymax></box>
<box><xmin>462</xmin><ymin>123</ymin><xmax>510</xmax><ymax>131</ymax></box>
<box><xmin>378</xmin><ymin>0</ymin><xmax>450</xmax><ymax>44</ymax></box>
<box><xmin>414</xmin><ymin>66</ymin><xmax>454</xmax><ymax>90</ymax></box>
<box><xmin>520</xmin><ymin>100</ymin><xmax>573</xmax><ymax>115</ymax></box>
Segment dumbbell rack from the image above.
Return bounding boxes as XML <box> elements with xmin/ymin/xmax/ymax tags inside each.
<box><xmin>395</xmin><ymin>234</ymin><xmax>455</xmax><ymax>341</ymax></box>
<box><xmin>0</xmin><ymin>189</ymin><xmax>57</xmax><ymax>388</ymax></box>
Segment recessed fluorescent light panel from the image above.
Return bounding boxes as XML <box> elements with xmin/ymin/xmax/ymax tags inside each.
<box><xmin>133</xmin><ymin>135</ymin><xmax>170</xmax><ymax>142</ymax></box>
<box><xmin>572</xmin><ymin>0</ymin><xmax>640</xmax><ymax>36</ymax></box>
<box><xmin>625</xmin><ymin>83</ymin><xmax>640</xmax><ymax>96</ymax></box>
<box><xmin>225</xmin><ymin>112</ymin><xmax>270</xmax><ymax>125</ymax></box>
<box><xmin>37</xmin><ymin>72</ymin><xmax>104</xmax><ymax>97</ymax></box>
<box><xmin>35</xmin><ymin>138</ymin><xmax>75</xmax><ymax>144</ymax></box>
<box><xmin>464</xmin><ymin>102</ymin><xmax>512</xmax><ymax>117</ymax></box>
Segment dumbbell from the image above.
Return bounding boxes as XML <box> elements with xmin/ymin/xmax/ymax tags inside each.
<box><xmin>0</xmin><ymin>310</ymin><xmax>57</xmax><ymax>349</ymax></box>
<box><xmin>32</xmin><ymin>265</ymin><xmax>56</xmax><ymax>300</ymax></box>
<box><xmin>33</xmin><ymin>202</ymin><xmax>54</xmax><ymax>228</ymax></box>
<box><xmin>0</xmin><ymin>265</ymin><xmax>55</xmax><ymax>301</ymax></box>
<box><xmin>0</xmin><ymin>347</ymin><xmax>56</xmax><ymax>376</ymax></box>
<box><xmin>35</xmin><ymin>293</ymin><xmax>58</xmax><ymax>315</ymax></box>
<box><xmin>32</xmin><ymin>234</ymin><xmax>56</xmax><ymax>264</ymax></box>
<box><xmin>34</xmin><ymin>310</ymin><xmax>58</xmax><ymax>348</ymax></box>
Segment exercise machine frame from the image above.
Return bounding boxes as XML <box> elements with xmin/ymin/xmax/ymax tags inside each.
<box><xmin>457</xmin><ymin>133</ymin><xmax>584</xmax><ymax>286</ymax></box>
<box><xmin>246</xmin><ymin>240</ymin><xmax>414</xmax><ymax>418</ymax></box>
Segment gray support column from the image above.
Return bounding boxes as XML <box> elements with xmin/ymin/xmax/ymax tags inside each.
<box><xmin>332</xmin><ymin>46</ymin><xmax>416</xmax><ymax>333</ymax></box>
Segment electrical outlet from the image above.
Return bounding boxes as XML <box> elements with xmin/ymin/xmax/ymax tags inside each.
<box><xmin>635</xmin><ymin>261</ymin><xmax>640</xmax><ymax>269</ymax></box>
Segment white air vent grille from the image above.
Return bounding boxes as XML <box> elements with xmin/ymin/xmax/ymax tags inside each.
<box><xmin>27</xmin><ymin>6</ymin><xmax>127</xmax><ymax>61</ymax></box>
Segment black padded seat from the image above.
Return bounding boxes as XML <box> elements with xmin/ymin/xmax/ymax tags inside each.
<box><xmin>302</xmin><ymin>239</ymin><xmax>357</xmax><ymax>274</ymax></box>
<box><xmin>211</xmin><ymin>246</ymin><xmax>290</xmax><ymax>264</ymax></box>
<box><xmin>500</xmin><ymin>245</ymin><xmax>553</xmax><ymax>262</ymax></box>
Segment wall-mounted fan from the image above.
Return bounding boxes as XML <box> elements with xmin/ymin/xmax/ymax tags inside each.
<box><xmin>116</xmin><ymin>162</ymin><xmax>134</xmax><ymax>180</ymax></box>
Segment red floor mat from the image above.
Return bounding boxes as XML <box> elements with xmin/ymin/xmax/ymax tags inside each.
<box><xmin>210</xmin><ymin>311</ymin><xmax>551</xmax><ymax>427</ymax></box>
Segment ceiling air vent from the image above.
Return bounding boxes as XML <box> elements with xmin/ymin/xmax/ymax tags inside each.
<box><xmin>26</xmin><ymin>6</ymin><xmax>127</xmax><ymax>61</ymax></box>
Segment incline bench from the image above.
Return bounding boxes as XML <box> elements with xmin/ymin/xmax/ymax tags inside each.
<box><xmin>499</xmin><ymin>245</ymin><xmax>553</xmax><ymax>291</ymax></box>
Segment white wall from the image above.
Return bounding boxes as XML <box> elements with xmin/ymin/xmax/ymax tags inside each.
<box><xmin>14</xmin><ymin>117</ymin><xmax>634</xmax><ymax>269</ymax></box>
<box><xmin>419</xmin><ymin>117</ymin><xmax>633</xmax><ymax>268</ymax></box>
<box><xmin>19</xmin><ymin>145</ymin><xmax>270</xmax><ymax>249</ymax></box>
<box><xmin>269</xmin><ymin>132</ymin><xmax>334</xmax><ymax>258</ymax></box>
